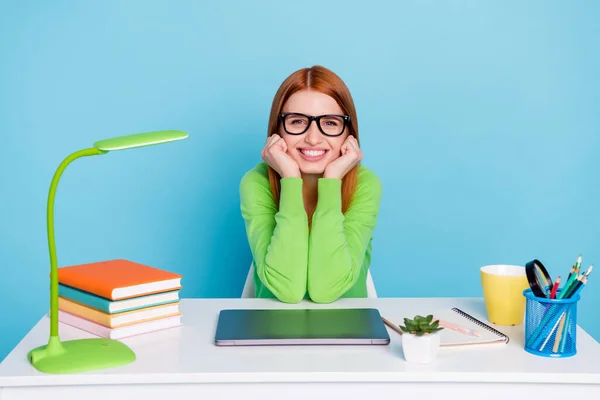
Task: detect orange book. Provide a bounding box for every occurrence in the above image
[57,259,182,300]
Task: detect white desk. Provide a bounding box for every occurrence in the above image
[1,298,599,399]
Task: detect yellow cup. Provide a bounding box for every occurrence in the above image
[480,264,530,326]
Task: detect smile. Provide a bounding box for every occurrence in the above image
[298,148,328,161]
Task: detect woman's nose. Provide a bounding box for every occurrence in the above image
[304,123,322,145]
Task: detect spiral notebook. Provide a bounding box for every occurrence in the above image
[434,308,510,347]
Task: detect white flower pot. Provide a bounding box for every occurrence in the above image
[401,331,441,364]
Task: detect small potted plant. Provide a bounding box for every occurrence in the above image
[399,315,444,364]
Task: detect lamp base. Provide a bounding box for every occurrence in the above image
[28,336,136,374]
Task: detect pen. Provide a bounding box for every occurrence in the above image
[435,319,480,337]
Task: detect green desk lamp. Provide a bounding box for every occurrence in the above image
[27,130,189,374]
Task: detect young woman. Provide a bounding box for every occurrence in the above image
[239,65,382,304]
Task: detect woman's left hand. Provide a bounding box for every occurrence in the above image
[323,136,363,180]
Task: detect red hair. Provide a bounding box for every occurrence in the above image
[266,65,359,223]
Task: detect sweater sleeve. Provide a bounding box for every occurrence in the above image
[307,168,382,303]
[239,168,309,303]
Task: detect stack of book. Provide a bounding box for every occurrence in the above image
[56,259,183,340]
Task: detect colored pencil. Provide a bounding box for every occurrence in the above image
[550,276,560,299]
[382,317,403,336]
[560,255,582,299]
[553,314,566,353]
[540,309,565,351]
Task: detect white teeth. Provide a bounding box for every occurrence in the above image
[301,149,326,157]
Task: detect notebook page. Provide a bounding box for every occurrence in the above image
[433,308,508,347]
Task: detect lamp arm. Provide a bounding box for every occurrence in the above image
[48,147,105,337]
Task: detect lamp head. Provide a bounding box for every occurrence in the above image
[93,130,188,152]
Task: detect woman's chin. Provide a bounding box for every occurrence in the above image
[298,163,326,176]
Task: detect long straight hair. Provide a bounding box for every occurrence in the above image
[266,66,359,223]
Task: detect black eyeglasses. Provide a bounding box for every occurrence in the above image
[279,112,350,137]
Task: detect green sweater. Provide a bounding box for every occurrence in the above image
[239,162,382,303]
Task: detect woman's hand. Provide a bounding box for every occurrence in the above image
[323,136,362,180]
[261,134,301,178]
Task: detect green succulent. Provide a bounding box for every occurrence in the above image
[399,315,444,336]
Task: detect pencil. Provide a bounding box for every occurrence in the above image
[559,274,582,299]
[550,276,560,299]
[561,255,582,298]
[382,317,403,336]
[553,314,566,353]
[570,276,588,298]
[563,275,584,299]
[540,309,565,351]
[559,309,572,353]
[566,264,576,281]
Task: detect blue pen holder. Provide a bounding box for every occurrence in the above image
[523,288,580,358]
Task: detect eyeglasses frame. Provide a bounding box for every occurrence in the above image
[278,112,351,137]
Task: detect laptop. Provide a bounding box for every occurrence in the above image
[214,308,391,346]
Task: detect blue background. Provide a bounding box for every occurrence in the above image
[1,1,598,361]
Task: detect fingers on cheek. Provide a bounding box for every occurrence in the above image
[355,148,362,161]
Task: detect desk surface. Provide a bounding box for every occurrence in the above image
[1,297,600,387]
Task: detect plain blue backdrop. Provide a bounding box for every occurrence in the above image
[1,1,598,361]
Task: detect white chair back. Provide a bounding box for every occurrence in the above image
[241,263,257,298]
[241,263,378,298]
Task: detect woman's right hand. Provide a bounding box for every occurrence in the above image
[261,134,301,178]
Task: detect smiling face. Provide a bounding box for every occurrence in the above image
[278,90,349,177]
